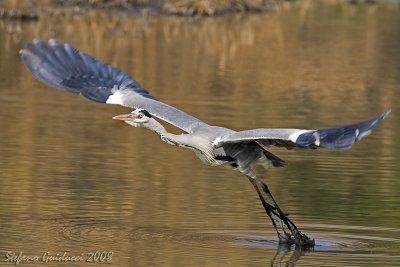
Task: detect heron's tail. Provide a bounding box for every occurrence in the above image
[256,150,287,168]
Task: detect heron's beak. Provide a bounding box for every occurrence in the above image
[112,114,132,121]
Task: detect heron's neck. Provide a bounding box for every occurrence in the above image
[144,119,182,146]
[145,119,168,136]
[144,119,171,136]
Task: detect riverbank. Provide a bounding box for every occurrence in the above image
[0,0,291,20]
[1,0,399,21]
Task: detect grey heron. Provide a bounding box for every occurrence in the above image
[20,39,390,247]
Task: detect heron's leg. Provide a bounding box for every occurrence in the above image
[254,177,315,246]
[255,178,287,215]
[242,168,314,246]
[247,177,290,240]
[254,177,300,235]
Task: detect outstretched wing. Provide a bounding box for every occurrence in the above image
[213,110,391,150]
[20,39,206,133]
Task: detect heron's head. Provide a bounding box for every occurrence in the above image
[112,109,153,127]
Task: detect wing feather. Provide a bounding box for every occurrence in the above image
[213,110,390,150]
[20,39,206,133]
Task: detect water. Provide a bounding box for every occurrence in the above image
[1,1,400,266]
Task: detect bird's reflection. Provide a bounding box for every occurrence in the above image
[270,243,312,267]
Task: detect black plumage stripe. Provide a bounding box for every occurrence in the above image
[139,109,152,118]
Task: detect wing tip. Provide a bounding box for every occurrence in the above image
[370,109,391,128]
[19,49,41,72]
[19,48,31,58]
[19,48,28,58]
[382,109,391,119]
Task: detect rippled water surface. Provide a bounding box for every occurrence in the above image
[1,2,400,266]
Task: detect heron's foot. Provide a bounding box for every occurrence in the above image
[272,210,314,247]
[278,230,315,247]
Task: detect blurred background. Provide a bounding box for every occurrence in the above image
[0,0,399,266]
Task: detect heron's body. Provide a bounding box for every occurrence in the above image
[148,122,283,169]
[20,39,391,247]
[162,131,228,166]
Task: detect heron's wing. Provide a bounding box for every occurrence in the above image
[213,110,390,150]
[19,39,206,133]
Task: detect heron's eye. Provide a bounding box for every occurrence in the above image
[137,114,144,119]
